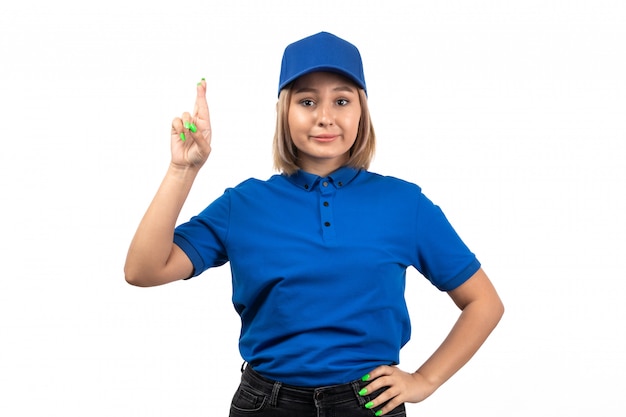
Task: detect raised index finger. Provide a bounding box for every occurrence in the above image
[193,79,210,122]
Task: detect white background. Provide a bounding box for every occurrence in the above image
[1,1,624,415]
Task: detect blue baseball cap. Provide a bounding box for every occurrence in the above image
[278,31,367,97]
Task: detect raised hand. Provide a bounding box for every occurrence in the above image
[170,79,212,169]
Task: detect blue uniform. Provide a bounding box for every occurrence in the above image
[174,167,480,386]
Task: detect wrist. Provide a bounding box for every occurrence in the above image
[168,161,201,174]
[411,371,439,400]
[167,162,202,183]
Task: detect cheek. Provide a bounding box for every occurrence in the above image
[287,109,306,134]
[346,114,361,138]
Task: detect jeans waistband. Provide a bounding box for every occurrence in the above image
[241,364,368,407]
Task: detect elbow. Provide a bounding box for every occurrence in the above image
[124,264,153,287]
[474,292,505,328]
[125,274,157,288]
[496,291,505,316]
[124,262,181,287]
[125,274,143,287]
[497,302,505,324]
[124,271,143,287]
[491,295,505,326]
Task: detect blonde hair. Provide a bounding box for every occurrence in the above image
[272,86,376,175]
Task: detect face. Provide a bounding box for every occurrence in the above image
[288,71,361,176]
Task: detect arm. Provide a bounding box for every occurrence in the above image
[124,80,212,287]
[362,268,504,415]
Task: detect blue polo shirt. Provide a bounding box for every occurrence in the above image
[173,167,480,387]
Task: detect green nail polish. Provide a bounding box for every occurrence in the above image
[375,411,383,416]
[358,388,367,396]
[179,132,186,142]
[361,374,370,382]
[189,123,197,133]
[365,401,374,409]
[184,121,191,129]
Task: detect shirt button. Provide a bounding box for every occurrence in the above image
[338,181,343,187]
[304,184,309,190]
[323,201,329,207]
[324,222,331,227]
[322,181,328,187]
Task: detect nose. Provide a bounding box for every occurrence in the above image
[317,102,334,126]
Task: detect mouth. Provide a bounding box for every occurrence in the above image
[311,134,339,142]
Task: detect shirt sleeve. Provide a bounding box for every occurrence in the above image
[173,190,231,278]
[413,192,481,291]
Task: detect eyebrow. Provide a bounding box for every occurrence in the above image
[293,85,356,94]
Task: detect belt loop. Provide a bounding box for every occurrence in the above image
[240,361,247,374]
[269,381,282,407]
[351,380,367,406]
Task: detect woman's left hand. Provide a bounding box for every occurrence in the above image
[362,269,504,415]
[361,365,434,415]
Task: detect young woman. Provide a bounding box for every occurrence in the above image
[125,31,504,417]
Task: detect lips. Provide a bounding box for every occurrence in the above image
[311,134,339,142]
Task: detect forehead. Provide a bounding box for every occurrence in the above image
[292,71,357,90]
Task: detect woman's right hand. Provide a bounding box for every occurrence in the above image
[170,79,212,169]
[124,79,212,287]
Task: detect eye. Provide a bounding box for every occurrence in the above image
[336,98,349,106]
[300,99,315,107]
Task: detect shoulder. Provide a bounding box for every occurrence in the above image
[227,174,282,189]
[357,170,424,194]
[224,174,289,197]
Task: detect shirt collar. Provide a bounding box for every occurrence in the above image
[284,166,361,191]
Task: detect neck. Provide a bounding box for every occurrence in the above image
[298,162,344,177]
[297,155,349,177]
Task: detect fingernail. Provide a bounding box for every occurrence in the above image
[184,121,191,129]
[179,132,186,142]
[189,123,197,133]
[375,411,383,416]
[361,374,370,382]
[365,401,374,409]
[358,388,367,396]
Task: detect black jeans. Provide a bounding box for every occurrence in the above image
[229,365,406,417]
